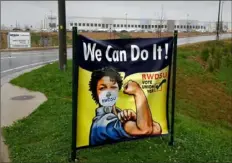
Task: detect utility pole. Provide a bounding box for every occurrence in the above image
[44,14,47,29]
[43,16,45,29]
[216,0,221,40]
[186,14,189,33]
[187,14,189,37]
[40,20,42,30]
[58,0,67,71]
[220,1,224,33]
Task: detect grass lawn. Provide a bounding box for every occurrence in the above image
[2,39,232,163]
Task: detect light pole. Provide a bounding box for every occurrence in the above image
[44,14,47,29]
[187,14,190,37]
[159,4,164,38]
[109,24,112,39]
[125,13,128,29]
[50,10,53,30]
[154,12,159,37]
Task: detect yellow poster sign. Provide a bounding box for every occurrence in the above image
[76,66,169,147]
[73,35,174,148]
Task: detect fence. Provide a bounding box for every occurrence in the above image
[0,31,8,49]
[0,31,73,50]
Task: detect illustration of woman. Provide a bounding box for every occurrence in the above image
[89,67,162,146]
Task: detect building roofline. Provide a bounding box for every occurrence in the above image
[67,16,158,21]
[66,16,224,23]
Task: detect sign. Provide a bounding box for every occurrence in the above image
[8,32,31,48]
[72,34,177,148]
[71,28,178,162]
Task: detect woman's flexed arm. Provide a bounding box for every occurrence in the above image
[122,80,158,136]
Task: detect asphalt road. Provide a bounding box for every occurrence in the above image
[1,33,231,78]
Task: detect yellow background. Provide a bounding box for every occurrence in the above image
[76,66,169,148]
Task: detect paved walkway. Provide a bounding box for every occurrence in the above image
[0,82,47,162]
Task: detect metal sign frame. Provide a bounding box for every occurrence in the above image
[70,27,178,162]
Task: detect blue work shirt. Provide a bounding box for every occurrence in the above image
[89,106,132,146]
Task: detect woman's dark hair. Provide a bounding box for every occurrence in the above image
[89,67,123,104]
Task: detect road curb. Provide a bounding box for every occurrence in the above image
[0,135,10,163]
[1,65,50,163]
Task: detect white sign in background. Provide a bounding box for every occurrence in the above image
[8,32,31,48]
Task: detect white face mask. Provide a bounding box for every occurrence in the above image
[98,89,118,107]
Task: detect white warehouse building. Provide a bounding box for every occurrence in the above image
[45,16,231,33]
[65,16,231,33]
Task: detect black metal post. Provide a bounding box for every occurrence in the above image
[58,0,67,71]
[71,27,78,162]
[169,30,178,146]
[216,0,221,40]
[166,45,172,132]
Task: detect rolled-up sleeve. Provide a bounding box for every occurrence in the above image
[90,113,131,146]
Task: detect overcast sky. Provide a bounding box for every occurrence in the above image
[1,1,231,28]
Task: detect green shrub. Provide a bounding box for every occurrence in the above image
[211,46,216,56]
[207,55,214,72]
[229,46,232,55]
[200,48,210,61]
[224,54,232,67]
[31,33,41,47]
[222,47,229,56]
[205,46,223,71]
[204,40,232,72]
[117,32,131,39]
[50,36,59,46]
[213,48,222,69]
